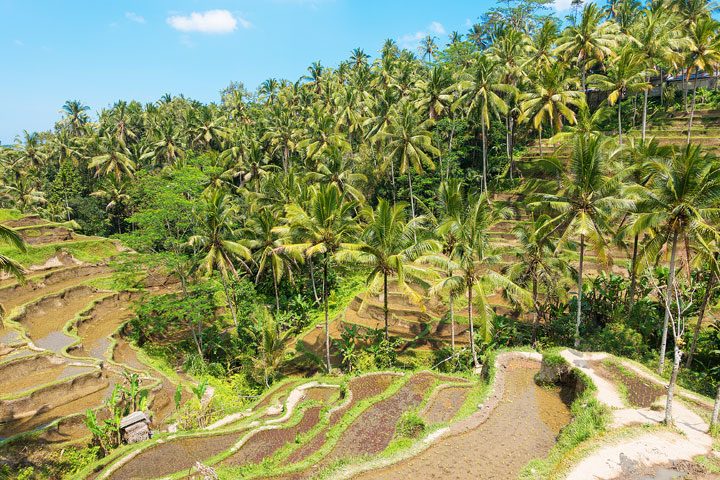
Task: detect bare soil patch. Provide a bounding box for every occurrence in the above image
[421,385,471,424]
[354,361,572,480]
[108,430,248,480]
[326,372,436,462]
[221,406,323,467]
[280,374,398,469]
[590,360,665,408]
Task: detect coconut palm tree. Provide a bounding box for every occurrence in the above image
[457,55,514,193]
[381,102,440,219]
[506,214,571,345]
[414,65,455,122]
[588,47,652,145]
[245,207,301,312]
[284,184,359,372]
[61,100,90,136]
[354,199,438,341]
[520,63,584,155]
[532,135,626,348]
[15,131,47,172]
[0,225,25,282]
[632,144,720,372]
[556,3,620,92]
[89,135,136,181]
[189,189,251,328]
[438,194,530,367]
[685,17,720,144]
[631,9,685,141]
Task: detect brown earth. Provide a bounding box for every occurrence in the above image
[353,360,571,480]
[420,385,472,425]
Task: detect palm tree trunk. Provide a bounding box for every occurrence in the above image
[383,270,389,341]
[468,284,480,368]
[711,384,720,431]
[687,71,699,145]
[408,171,416,220]
[617,101,623,146]
[664,341,682,425]
[686,269,716,368]
[659,230,679,373]
[390,158,397,205]
[481,115,488,194]
[308,257,320,304]
[220,274,238,327]
[323,252,331,373]
[628,234,640,309]
[272,267,280,313]
[531,276,539,346]
[575,234,585,349]
[449,291,455,351]
[660,67,665,106]
[538,128,543,157]
[447,121,456,180]
[642,83,649,142]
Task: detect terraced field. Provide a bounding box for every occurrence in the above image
[77,352,576,480]
[0,214,190,467]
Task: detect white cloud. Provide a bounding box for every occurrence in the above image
[125,12,146,24]
[399,21,446,50]
[13,39,24,46]
[552,0,575,10]
[429,21,446,35]
[167,9,250,34]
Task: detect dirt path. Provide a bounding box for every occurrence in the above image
[351,359,571,480]
[561,350,714,480]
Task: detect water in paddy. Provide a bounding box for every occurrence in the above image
[354,360,572,480]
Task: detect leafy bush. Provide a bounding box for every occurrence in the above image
[395,411,426,439]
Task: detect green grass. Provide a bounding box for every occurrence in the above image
[0,238,119,266]
[0,209,24,222]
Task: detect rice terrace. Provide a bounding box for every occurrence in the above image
[3,0,720,478]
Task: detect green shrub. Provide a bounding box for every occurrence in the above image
[395,411,426,439]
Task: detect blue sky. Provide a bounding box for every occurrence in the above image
[0,0,563,142]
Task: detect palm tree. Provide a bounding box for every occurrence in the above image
[458,55,514,193]
[189,189,251,328]
[0,225,25,282]
[245,207,301,312]
[284,184,358,372]
[16,131,47,171]
[507,214,571,345]
[414,65,455,122]
[520,63,584,155]
[439,194,530,367]
[89,135,136,181]
[381,102,440,218]
[306,148,367,202]
[61,100,90,136]
[420,35,438,62]
[556,3,619,92]
[632,9,685,141]
[633,144,720,372]
[91,177,131,233]
[533,135,625,348]
[421,180,466,350]
[685,17,720,144]
[245,307,292,388]
[588,47,651,145]
[354,199,438,341]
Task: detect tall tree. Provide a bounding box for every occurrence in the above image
[533,135,625,348]
[633,144,720,372]
[284,184,358,372]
